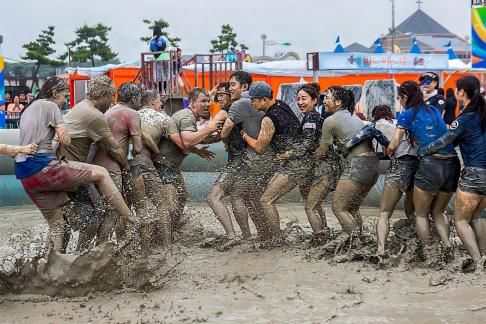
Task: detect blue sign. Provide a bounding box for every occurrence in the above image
[317,52,449,70]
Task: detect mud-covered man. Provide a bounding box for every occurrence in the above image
[130,90,185,250]
[153,87,221,234]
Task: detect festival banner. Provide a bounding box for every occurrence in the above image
[317,52,449,71]
[472,1,486,68]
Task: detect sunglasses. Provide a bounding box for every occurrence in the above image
[420,79,433,85]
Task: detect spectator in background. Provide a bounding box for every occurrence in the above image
[176,48,182,74]
[443,88,457,127]
[4,92,11,106]
[26,93,34,104]
[150,26,169,93]
[438,88,445,97]
[7,96,25,115]
[18,93,27,106]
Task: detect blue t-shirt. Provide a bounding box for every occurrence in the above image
[397,105,455,155]
[418,111,486,168]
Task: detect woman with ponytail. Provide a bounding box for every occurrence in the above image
[418,76,486,270]
[389,81,460,265]
[315,86,380,238]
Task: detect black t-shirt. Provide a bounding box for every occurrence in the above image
[265,100,302,154]
[443,98,457,125]
[425,94,446,113]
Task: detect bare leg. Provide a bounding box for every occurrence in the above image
[303,180,332,233]
[260,173,299,239]
[413,186,435,242]
[161,184,179,238]
[472,198,486,256]
[332,179,368,234]
[404,189,415,221]
[229,190,251,239]
[207,184,236,239]
[376,186,403,256]
[454,190,483,262]
[174,173,189,231]
[47,209,69,253]
[430,192,453,246]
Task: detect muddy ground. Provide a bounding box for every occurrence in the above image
[1,204,486,323]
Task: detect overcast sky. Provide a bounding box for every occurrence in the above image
[0,0,471,63]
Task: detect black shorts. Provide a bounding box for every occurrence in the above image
[232,162,273,198]
[341,156,380,187]
[384,156,419,192]
[280,155,315,183]
[415,155,460,195]
[458,166,486,196]
[153,161,181,185]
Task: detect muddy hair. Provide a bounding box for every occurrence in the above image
[371,105,394,122]
[457,75,486,132]
[87,75,115,101]
[215,82,231,102]
[141,90,160,107]
[229,71,252,89]
[117,82,141,104]
[188,87,208,104]
[21,76,68,115]
[328,86,355,114]
[297,83,320,100]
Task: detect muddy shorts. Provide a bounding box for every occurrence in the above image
[130,164,165,201]
[232,161,274,198]
[311,154,343,188]
[153,161,182,186]
[340,155,380,187]
[215,159,245,193]
[384,156,419,193]
[64,184,105,231]
[458,166,486,196]
[279,155,315,183]
[20,160,92,220]
[415,155,460,195]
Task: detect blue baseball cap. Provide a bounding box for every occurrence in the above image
[249,81,273,99]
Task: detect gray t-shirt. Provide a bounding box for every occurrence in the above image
[228,96,273,170]
[15,99,63,162]
[374,118,417,157]
[321,109,372,158]
[131,108,179,168]
[153,108,196,168]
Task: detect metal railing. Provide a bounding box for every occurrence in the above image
[140,50,180,96]
[1,112,21,129]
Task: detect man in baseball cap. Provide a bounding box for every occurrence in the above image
[419,72,446,113]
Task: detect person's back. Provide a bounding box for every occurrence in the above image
[132,108,177,168]
[265,100,302,154]
[59,99,112,162]
[323,109,370,156]
[16,99,62,165]
[154,108,194,168]
[451,111,486,167]
[443,97,457,126]
[93,104,141,171]
[398,104,455,154]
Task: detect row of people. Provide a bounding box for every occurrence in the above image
[7,71,486,270]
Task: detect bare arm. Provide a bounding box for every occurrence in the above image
[220,118,235,144]
[169,133,186,151]
[0,143,38,157]
[131,134,143,156]
[142,131,159,154]
[242,117,275,154]
[314,119,333,157]
[200,133,221,144]
[101,136,129,170]
[387,127,406,157]
[181,120,219,149]
[55,124,71,146]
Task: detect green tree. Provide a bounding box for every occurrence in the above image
[140,19,181,47]
[21,26,63,90]
[210,24,248,54]
[60,23,118,67]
